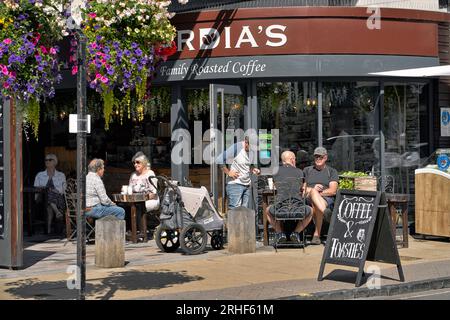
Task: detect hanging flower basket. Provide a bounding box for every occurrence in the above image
[0,0,67,138]
[77,0,178,129]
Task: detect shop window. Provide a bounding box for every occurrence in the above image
[257,81,318,170]
[383,83,428,197]
[322,81,379,175]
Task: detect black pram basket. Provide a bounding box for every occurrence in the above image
[159,187,194,230]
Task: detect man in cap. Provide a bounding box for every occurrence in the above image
[304,147,339,245]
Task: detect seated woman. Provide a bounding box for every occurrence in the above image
[128,151,160,212]
[34,153,66,234]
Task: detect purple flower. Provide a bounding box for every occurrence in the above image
[107,67,115,75]
[131,43,138,49]
[135,48,142,56]
[124,71,131,79]
[27,83,35,94]
[96,35,102,42]
[130,57,137,65]
[123,49,131,57]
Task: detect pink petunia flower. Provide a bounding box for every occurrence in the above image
[40,46,48,54]
[100,76,109,84]
[95,73,102,79]
[71,65,78,75]
[0,65,9,75]
[3,82,10,89]
[88,12,97,19]
[49,47,57,55]
[3,39,12,45]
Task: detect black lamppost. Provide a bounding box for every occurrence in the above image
[68,0,88,300]
[75,30,87,301]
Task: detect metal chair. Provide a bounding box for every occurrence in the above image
[64,178,95,243]
[271,177,310,252]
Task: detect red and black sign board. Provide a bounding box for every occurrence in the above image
[318,190,404,287]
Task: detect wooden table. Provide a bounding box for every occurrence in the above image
[112,193,157,243]
[261,189,276,246]
[386,193,409,248]
[23,187,47,236]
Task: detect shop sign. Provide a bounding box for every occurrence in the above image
[318,190,404,287]
[441,107,450,137]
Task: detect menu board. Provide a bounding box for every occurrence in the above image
[318,190,404,286]
[0,102,3,239]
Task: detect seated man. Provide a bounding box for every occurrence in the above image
[304,147,339,245]
[86,159,125,220]
[265,151,313,243]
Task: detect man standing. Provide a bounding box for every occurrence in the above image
[219,136,260,210]
[304,147,339,245]
[265,151,313,243]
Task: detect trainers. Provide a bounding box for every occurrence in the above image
[290,232,301,243]
[324,208,332,223]
[275,232,287,243]
[311,235,321,245]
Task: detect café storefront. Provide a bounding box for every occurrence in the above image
[153,6,448,214]
[2,3,450,268]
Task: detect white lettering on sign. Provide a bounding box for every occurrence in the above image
[330,238,365,259]
[178,30,195,51]
[236,26,258,48]
[266,25,287,47]
[159,59,267,78]
[199,28,221,50]
[338,196,373,238]
[177,25,288,52]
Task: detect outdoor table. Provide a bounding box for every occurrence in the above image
[112,192,157,243]
[262,188,276,246]
[386,193,409,248]
[23,186,47,236]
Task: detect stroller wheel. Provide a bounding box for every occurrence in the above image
[180,223,207,255]
[211,231,224,250]
[155,226,180,253]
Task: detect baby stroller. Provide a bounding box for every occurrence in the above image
[150,176,225,255]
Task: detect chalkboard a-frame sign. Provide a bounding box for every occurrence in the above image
[318,190,405,287]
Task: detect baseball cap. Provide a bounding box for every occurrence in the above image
[314,147,328,156]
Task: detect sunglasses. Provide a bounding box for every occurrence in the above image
[45,159,54,162]
[314,155,325,159]
[133,160,141,164]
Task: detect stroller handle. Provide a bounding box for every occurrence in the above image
[148,175,183,201]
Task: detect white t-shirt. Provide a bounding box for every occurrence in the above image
[228,148,251,186]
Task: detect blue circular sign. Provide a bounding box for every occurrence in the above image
[437,154,450,171]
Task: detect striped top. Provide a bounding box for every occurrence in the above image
[86,172,114,207]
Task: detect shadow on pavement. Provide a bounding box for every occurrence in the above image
[4,270,204,300]
[323,269,400,285]
[22,249,57,269]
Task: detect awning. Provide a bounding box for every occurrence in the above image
[369,65,450,77]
